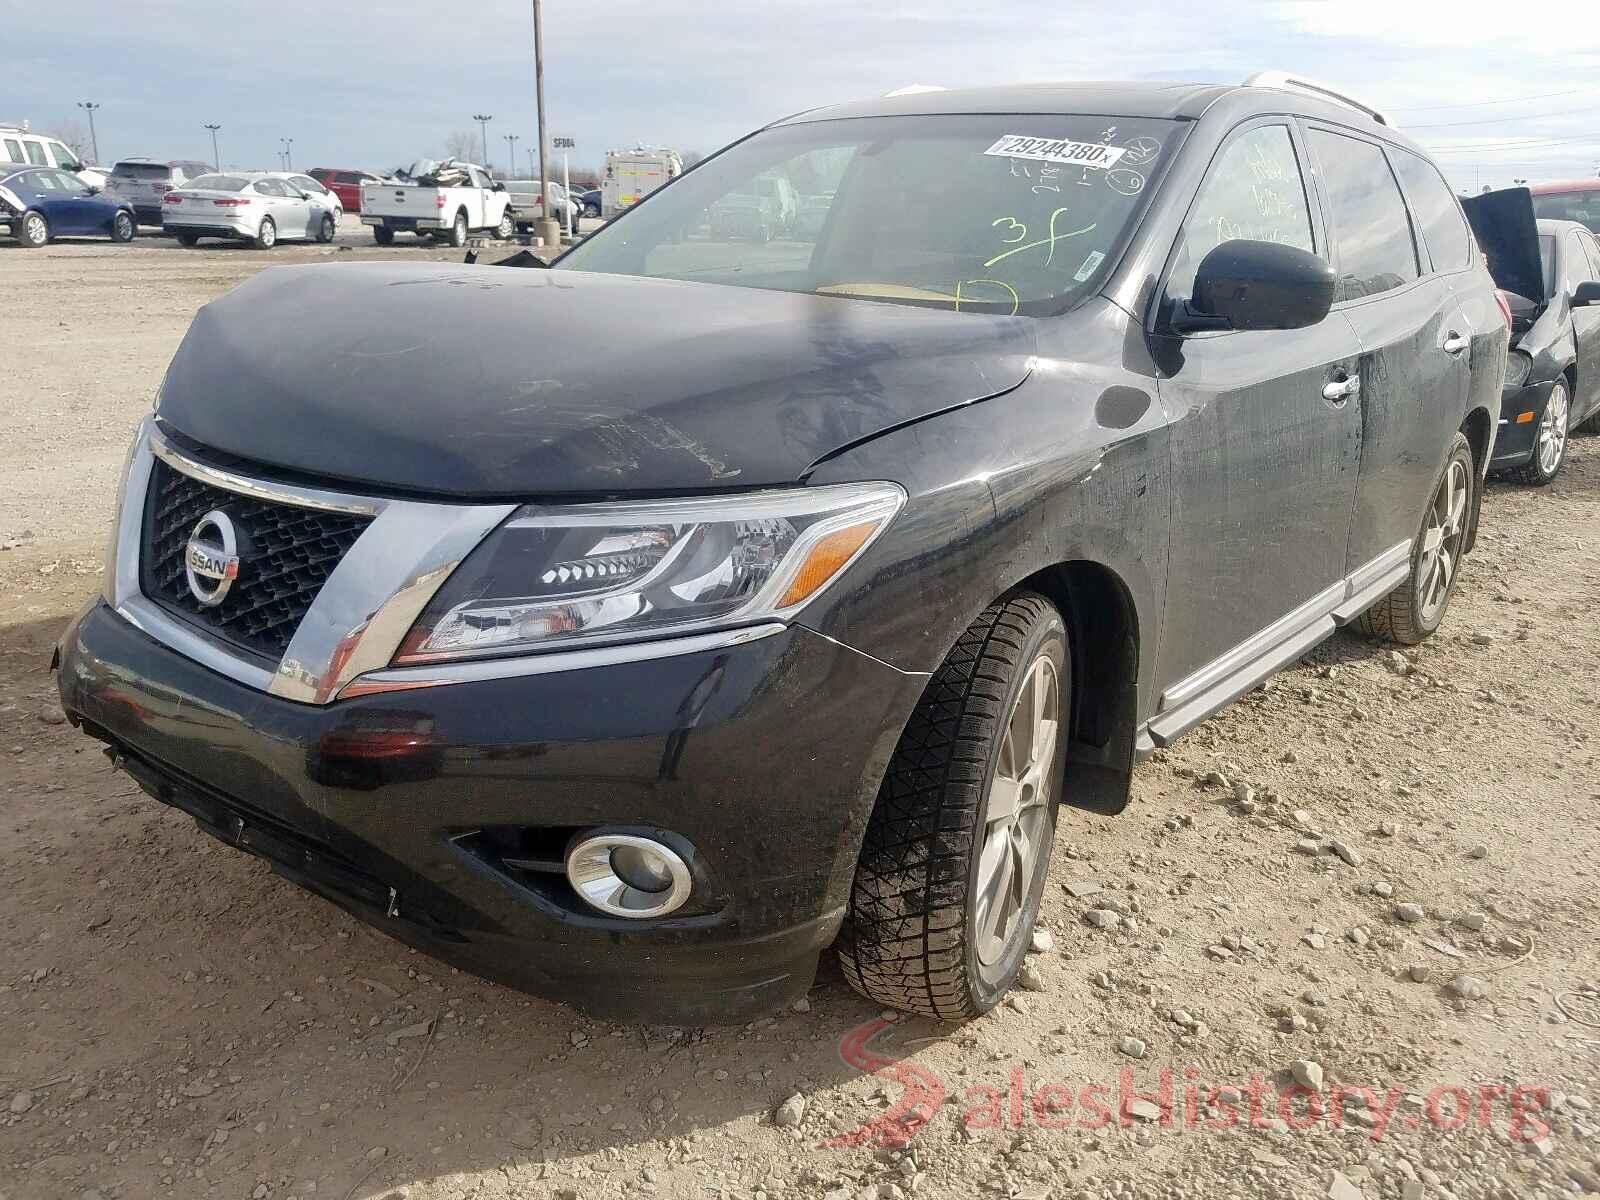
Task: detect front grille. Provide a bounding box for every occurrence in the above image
[140,458,373,661]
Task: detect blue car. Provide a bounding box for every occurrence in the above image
[0,166,136,247]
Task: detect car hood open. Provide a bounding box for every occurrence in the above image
[1462,187,1545,304]
[155,262,1036,498]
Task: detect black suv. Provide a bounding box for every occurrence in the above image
[57,75,1507,1024]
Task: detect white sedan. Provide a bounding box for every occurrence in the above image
[162,171,340,248]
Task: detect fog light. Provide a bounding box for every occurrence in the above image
[566,834,691,918]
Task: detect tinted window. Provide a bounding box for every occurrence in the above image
[1,138,21,163]
[32,171,65,191]
[253,179,283,197]
[46,141,80,169]
[189,174,248,191]
[1531,190,1600,234]
[335,171,363,184]
[112,162,171,180]
[1166,123,1315,302]
[1306,129,1419,300]
[24,141,48,166]
[290,175,323,193]
[1391,151,1470,271]
[7,171,42,191]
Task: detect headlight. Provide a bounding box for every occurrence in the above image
[1503,350,1532,389]
[394,482,905,663]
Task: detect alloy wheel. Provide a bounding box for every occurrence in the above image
[1537,383,1569,477]
[23,214,46,245]
[973,653,1059,970]
[1417,458,1468,626]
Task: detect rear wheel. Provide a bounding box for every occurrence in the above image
[17,210,48,248]
[253,217,277,250]
[1514,379,1570,485]
[837,593,1067,1019]
[447,210,468,248]
[110,211,135,243]
[1358,432,1474,645]
[176,232,199,247]
[372,226,395,246]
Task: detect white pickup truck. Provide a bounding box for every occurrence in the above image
[359,159,514,246]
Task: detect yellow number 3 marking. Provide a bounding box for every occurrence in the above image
[992,217,1027,244]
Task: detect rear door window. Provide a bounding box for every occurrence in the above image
[1165,123,1316,303]
[1306,128,1420,300]
[1,138,21,163]
[24,140,48,166]
[1390,150,1470,272]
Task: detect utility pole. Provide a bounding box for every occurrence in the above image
[76,101,101,164]
[203,124,221,171]
[505,133,520,177]
[473,114,494,170]
[280,138,293,170]
[532,0,559,248]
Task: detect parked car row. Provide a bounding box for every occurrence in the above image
[60,74,1550,1026]
[161,172,342,248]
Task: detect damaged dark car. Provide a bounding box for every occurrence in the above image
[57,77,1506,1024]
[1464,187,1600,484]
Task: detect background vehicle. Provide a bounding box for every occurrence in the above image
[503,178,579,232]
[106,158,213,225]
[162,171,338,248]
[1530,180,1600,234]
[308,167,385,213]
[601,146,682,217]
[577,187,601,218]
[60,78,1506,1027]
[0,125,90,175]
[1465,189,1600,483]
[0,165,135,246]
[275,171,343,219]
[708,172,799,241]
[359,158,512,246]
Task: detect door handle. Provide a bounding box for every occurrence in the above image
[1323,375,1361,403]
[1443,332,1469,355]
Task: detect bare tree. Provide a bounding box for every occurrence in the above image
[48,119,92,160]
[442,130,478,162]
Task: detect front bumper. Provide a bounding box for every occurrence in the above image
[1491,379,1556,468]
[57,601,922,1023]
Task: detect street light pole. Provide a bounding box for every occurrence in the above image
[472,114,494,171]
[77,101,101,164]
[505,133,520,177]
[280,138,293,171]
[203,124,221,171]
[532,0,559,248]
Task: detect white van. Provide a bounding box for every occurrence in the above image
[0,126,90,176]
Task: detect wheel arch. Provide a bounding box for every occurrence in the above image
[1007,559,1141,817]
[1458,404,1493,554]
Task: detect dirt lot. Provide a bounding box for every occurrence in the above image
[3,234,1599,1200]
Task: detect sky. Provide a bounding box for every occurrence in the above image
[7,0,1600,192]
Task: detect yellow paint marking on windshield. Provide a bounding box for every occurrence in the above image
[955,279,1020,316]
[815,283,957,301]
[992,217,1028,244]
[983,207,1097,269]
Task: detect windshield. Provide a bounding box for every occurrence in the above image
[1532,190,1600,235]
[188,174,248,192]
[558,113,1180,316]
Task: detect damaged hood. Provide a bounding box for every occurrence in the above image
[1462,187,1545,303]
[156,262,1036,497]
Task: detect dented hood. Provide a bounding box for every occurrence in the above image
[156,262,1036,497]
[1462,187,1545,303]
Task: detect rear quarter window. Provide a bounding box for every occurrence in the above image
[2,138,21,163]
[1391,150,1471,272]
[1306,128,1420,300]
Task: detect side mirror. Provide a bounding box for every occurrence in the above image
[1179,239,1337,333]
[298,190,312,200]
[1573,280,1600,308]
[85,184,101,195]
[492,181,506,192]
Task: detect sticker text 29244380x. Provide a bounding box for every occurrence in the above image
[983,135,1128,170]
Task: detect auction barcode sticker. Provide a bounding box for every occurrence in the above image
[984,135,1127,169]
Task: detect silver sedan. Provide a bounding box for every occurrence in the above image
[162,172,340,248]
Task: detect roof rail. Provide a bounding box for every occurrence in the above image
[1242,71,1392,126]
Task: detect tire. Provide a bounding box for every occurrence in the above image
[1513,378,1570,485]
[373,226,395,246]
[837,593,1068,1019]
[110,211,135,243]
[176,232,199,247]
[17,210,48,248]
[316,213,336,243]
[584,202,600,218]
[1357,431,1475,645]
[447,210,468,248]
[253,217,277,250]
[495,210,514,240]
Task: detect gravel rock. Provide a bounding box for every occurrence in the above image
[1447,974,1488,1001]
[8,1090,33,1114]
[1289,1059,1324,1090]
[1018,964,1047,992]
[1084,908,1121,929]
[1118,1036,1148,1059]
[1327,838,1363,866]
[1407,964,1432,983]
[1394,903,1426,923]
[772,1093,806,1128]
[1029,927,1055,953]
[1466,843,1489,859]
[1456,911,1487,931]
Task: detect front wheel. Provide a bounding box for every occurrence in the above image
[495,210,514,239]
[1358,431,1475,645]
[110,211,135,243]
[253,216,277,250]
[837,593,1067,1019]
[1515,379,1570,485]
[17,210,48,248]
[316,213,336,243]
[176,232,199,247]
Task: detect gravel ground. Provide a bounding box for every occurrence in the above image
[2,235,1599,1200]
